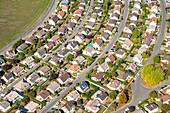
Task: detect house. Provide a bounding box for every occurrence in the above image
[123,26,133,34]
[119,38,133,50]
[35,28,46,38]
[161,56,170,64]
[49,55,63,65]
[66,41,79,50]
[2,72,14,83]
[110,12,119,21]
[59,0,69,6]
[138,45,148,54]
[107,80,121,90]
[0,101,11,112]
[144,102,159,113]
[57,11,66,19]
[21,56,34,68]
[46,81,60,94]
[0,58,5,71]
[34,47,46,58]
[132,108,145,113]
[125,63,137,72]
[72,56,85,65]
[67,64,80,74]
[92,9,103,16]
[4,49,16,59]
[57,71,71,85]
[37,66,50,75]
[97,62,109,72]
[86,22,95,29]
[24,101,39,112]
[94,4,103,9]
[4,91,24,103]
[105,54,116,63]
[83,46,96,56]
[93,39,104,50]
[98,0,104,3]
[11,66,25,76]
[91,72,105,81]
[89,14,98,22]
[101,32,110,41]
[49,15,58,26]
[116,71,129,81]
[120,33,131,40]
[62,5,69,12]
[130,12,138,21]
[43,24,54,31]
[67,22,76,31]
[44,42,55,49]
[36,90,50,102]
[165,46,170,53]
[104,25,114,34]
[74,34,85,43]
[74,9,83,17]
[61,101,75,113]
[48,35,60,43]
[78,4,85,10]
[76,81,89,93]
[66,90,80,101]
[113,6,121,14]
[156,94,170,104]
[58,49,70,57]
[108,19,117,27]
[81,28,90,35]
[17,43,28,52]
[80,0,86,5]
[58,26,67,35]
[115,49,126,58]
[85,99,100,113]
[96,91,108,103]
[26,72,40,85]
[13,80,30,92]
[25,35,37,44]
[132,54,143,65]
[71,16,80,23]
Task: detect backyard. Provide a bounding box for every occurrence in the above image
[0,0,51,48]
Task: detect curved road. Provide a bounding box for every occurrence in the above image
[38,0,130,112]
[0,0,58,54]
[114,0,167,112]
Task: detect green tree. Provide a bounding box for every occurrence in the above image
[118,93,127,104]
[105,72,112,78]
[12,39,24,49]
[45,31,52,38]
[132,29,141,38]
[149,90,158,98]
[112,102,118,110]
[107,62,114,68]
[98,58,105,65]
[153,55,160,63]
[109,90,118,99]
[142,64,165,86]
[66,54,74,62]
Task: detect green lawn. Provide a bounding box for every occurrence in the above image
[0,0,51,48]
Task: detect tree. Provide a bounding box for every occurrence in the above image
[112,102,118,110]
[45,31,52,38]
[98,58,105,65]
[153,55,160,63]
[132,29,141,39]
[118,93,127,104]
[34,57,40,63]
[66,54,74,62]
[49,72,58,80]
[2,64,12,72]
[107,62,114,68]
[12,39,24,49]
[105,72,112,78]
[109,90,118,99]
[149,90,158,98]
[142,64,165,86]
[77,99,83,105]
[0,71,5,77]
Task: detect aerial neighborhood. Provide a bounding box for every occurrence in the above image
[0,0,169,113]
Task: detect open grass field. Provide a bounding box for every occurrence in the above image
[0,0,51,48]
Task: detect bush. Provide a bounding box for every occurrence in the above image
[153,55,160,63]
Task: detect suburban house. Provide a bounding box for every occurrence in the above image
[4,91,24,103]
[59,0,69,6]
[67,22,76,31]
[116,71,129,81]
[25,35,37,44]
[67,64,80,74]
[132,54,143,65]
[72,56,85,65]
[144,102,159,113]
[34,47,46,59]
[46,81,60,94]
[107,80,121,90]
[101,32,110,41]
[58,49,70,58]
[35,28,46,39]
[26,72,40,85]
[4,49,16,59]
[96,91,108,103]
[94,4,103,9]
[43,24,54,31]
[36,90,50,102]
[58,26,67,35]
[0,58,5,71]
[86,22,95,29]
[49,15,58,26]
[57,11,66,19]
[85,99,101,113]
[156,94,170,104]
[44,42,55,50]
[13,80,30,92]
[74,34,85,43]
[57,71,71,85]
[49,55,63,66]
[78,4,85,10]
[0,101,11,112]
[37,66,51,75]
[16,43,28,53]
[119,38,134,50]
[89,14,97,22]
[21,56,34,68]
[115,49,126,58]
[81,28,90,35]
[66,90,80,101]
[66,41,79,50]
[97,62,109,72]
[71,16,80,23]
[104,25,114,34]
[2,72,14,83]
[76,81,89,93]
[161,55,170,64]
[83,46,96,56]
[61,101,75,113]
[92,9,103,16]
[93,39,104,50]
[11,66,25,76]
[24,101,39,112]
[74,9,83,17]
[105,54,116,63]
[108,19,117,27]
[80,0,86,5]
[48,35,60,43]
[91,72,105,81]
[125,63,137,72]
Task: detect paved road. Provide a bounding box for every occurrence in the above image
[114,0,167,112]
[0,0,93,97]
[38,0,130,112]
[0,0,58,54]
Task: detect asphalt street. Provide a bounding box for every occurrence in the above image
[114,0,167,112]
[38,0,130,112]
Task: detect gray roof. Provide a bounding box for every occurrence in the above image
[4,72,14,80]
[68,41,79,48]
[37,48,46,57]
[98,92,108,101]
[0,101,10,109]
[101,32,110,40]
[58,49,69,57]
[47,81,60,92]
